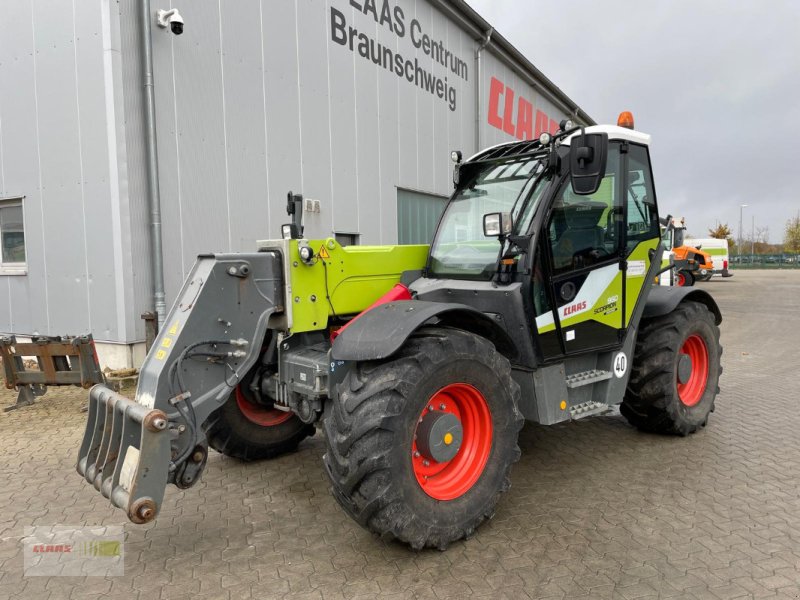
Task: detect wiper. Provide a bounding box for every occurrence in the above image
[629,188,648,223]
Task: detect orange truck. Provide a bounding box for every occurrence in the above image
[669,218,714,286]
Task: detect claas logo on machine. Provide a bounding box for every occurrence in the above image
[563,301,587,316]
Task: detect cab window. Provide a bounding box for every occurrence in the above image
[625,144,659,253]
[547,143,622,277]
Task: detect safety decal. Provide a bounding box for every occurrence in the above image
[318,245,330,259]
[613,352,628,378]
[627,260,646,277]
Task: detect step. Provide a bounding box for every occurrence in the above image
[569,400,613,420]
[565,369,612,389]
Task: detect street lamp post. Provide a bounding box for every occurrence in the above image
[739,204,748,257]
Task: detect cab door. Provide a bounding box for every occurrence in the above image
[533,142,626,360]
[621,143,661,324]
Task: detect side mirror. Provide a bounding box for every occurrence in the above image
[483,212,512,237]
[283,191,304,239]
[570,132,608,195]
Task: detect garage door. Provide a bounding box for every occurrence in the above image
[397,188,447,245]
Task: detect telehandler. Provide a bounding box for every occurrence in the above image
[77,114,722,549]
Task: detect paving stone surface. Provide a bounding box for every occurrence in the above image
[1,270,799,599]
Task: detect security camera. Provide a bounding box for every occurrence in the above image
[157,8,184,35]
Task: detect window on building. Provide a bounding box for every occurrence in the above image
[0,199,26,272]
[334,232,360,247]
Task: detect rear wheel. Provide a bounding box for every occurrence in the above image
[323,327,523,550]
[205,381,314,461]
[676,270,695,287]
[621,300,722,435]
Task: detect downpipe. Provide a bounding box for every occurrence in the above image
[141,0,167,329]
[474,28,493,151]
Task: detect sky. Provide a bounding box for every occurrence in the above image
[466,0,800,244]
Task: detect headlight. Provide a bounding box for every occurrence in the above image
[299,245,314,263]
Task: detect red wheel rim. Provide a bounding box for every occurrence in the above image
[676,272,686,286]
[677,334,709,407]
[411,383,493,501]
[235,386,293,426]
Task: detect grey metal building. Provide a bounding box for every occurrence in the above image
[0,0,591,367]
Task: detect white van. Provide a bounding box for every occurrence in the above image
[685,238,733,279]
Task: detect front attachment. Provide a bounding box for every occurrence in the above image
[77,385,171,523]
[76,251,284,523]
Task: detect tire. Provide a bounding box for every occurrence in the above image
[621,300,722,435]
[205,383,314,461]
[676,270,695,287]
[323,327,523,550]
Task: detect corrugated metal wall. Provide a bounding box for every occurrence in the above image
[125,0,572,306]
[0,0,136,343]
[126,0,484,306]
[1,0,578,345]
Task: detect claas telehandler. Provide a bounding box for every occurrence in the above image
[77,115,722,549]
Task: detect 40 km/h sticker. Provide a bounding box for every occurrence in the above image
[613,352,628,378]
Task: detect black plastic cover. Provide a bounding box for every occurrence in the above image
[330,301,518,362]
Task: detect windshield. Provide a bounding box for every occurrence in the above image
[661,226,673,251]
[429,158,547,279]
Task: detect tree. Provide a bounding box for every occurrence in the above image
[745,226,773,255]
[708,223,734,249]
[785,216,800,254]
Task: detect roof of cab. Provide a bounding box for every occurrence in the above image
[466,125,651,163]
[563,125,651,146]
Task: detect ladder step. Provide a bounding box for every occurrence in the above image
[569,400,612,420]
[565,369,612,389]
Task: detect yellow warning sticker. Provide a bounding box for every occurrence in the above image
[318,245,330,259]
[155,349,167,361]
[168,321,180,335]
[161,337,172,348]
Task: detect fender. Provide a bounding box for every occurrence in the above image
[330,300,518,362]
[643,286,722,324]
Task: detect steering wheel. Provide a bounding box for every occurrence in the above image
[572,246,609,268]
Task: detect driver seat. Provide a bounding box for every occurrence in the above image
[551,201,607,267]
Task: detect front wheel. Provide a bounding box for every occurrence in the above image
[621,300,722,435]
[205,383,314,461]
[323,327,523,550]
[676,270,695,287]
